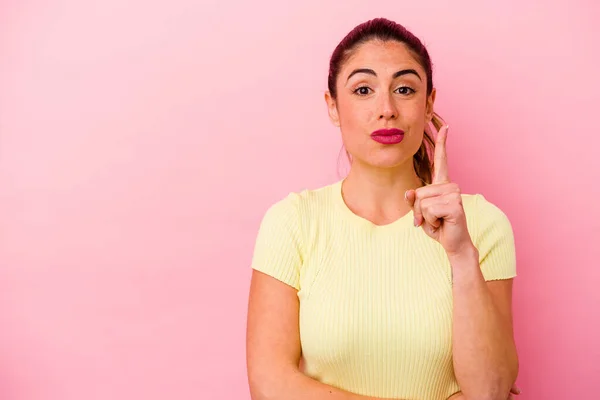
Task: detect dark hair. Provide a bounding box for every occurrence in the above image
[328,17,445,185]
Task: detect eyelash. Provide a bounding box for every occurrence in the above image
[353,85,416,96]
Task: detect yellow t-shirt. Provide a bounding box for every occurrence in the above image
[250,179,517,400]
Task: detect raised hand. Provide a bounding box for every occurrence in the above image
[404,119,473,256]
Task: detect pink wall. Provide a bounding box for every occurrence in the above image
[1,1,599,399]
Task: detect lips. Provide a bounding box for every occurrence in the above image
[371,128,405,144]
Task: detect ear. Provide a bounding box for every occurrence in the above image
[425,87,436,122]
[324,91,340,127]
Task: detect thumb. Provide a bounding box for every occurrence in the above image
[404,189,416,208]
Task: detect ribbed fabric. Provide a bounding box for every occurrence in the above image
[250,180,517,400]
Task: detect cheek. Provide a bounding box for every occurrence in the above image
[409,130,424,147]
[338,105,372,141]
[405,103,427,121]
[406,103,428,130]
[408,125,425,150]
[364,108,376,121]
[340,101,373,124]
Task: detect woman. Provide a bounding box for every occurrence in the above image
[246,18,521,400]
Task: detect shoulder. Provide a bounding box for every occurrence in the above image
[462,193,516,277]
[261,181,339,221]
[461,193,513,235]
[252,182,338,273]
[256,180,339,235]
[252,185,340,291]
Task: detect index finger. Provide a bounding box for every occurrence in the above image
[431,114,450,184]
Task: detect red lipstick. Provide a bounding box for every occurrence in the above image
[370,128,405,144]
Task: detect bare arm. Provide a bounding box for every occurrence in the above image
[449,247,519,400]
[246,270,398,400]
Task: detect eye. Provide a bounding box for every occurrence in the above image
[353,86,372,96]
[353,85,416,96]
[395,86,416,95]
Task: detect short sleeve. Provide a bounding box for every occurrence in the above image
[473,194,517,281]
[250,194,304,290]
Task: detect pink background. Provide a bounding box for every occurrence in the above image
[1,1,599,399]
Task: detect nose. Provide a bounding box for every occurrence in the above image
[379,92,398,120]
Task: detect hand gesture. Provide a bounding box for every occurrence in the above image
[405,120,473,256]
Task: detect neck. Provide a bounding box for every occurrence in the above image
[341,159,423,225]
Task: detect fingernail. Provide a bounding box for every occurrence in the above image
[404,190,408,202]
[414,217,419,227]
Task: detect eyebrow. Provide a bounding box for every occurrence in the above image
[346,68,422,83]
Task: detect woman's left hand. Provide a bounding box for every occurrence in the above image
[446,383,522,399]
[405,124,474,257]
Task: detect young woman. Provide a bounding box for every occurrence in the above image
[246,17,521,400]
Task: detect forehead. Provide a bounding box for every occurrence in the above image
[343,40,423,74]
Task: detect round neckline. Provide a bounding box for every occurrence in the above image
[331,179,415,232]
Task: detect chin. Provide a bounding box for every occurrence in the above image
[347,140,420,170]
[361,152,414,169]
